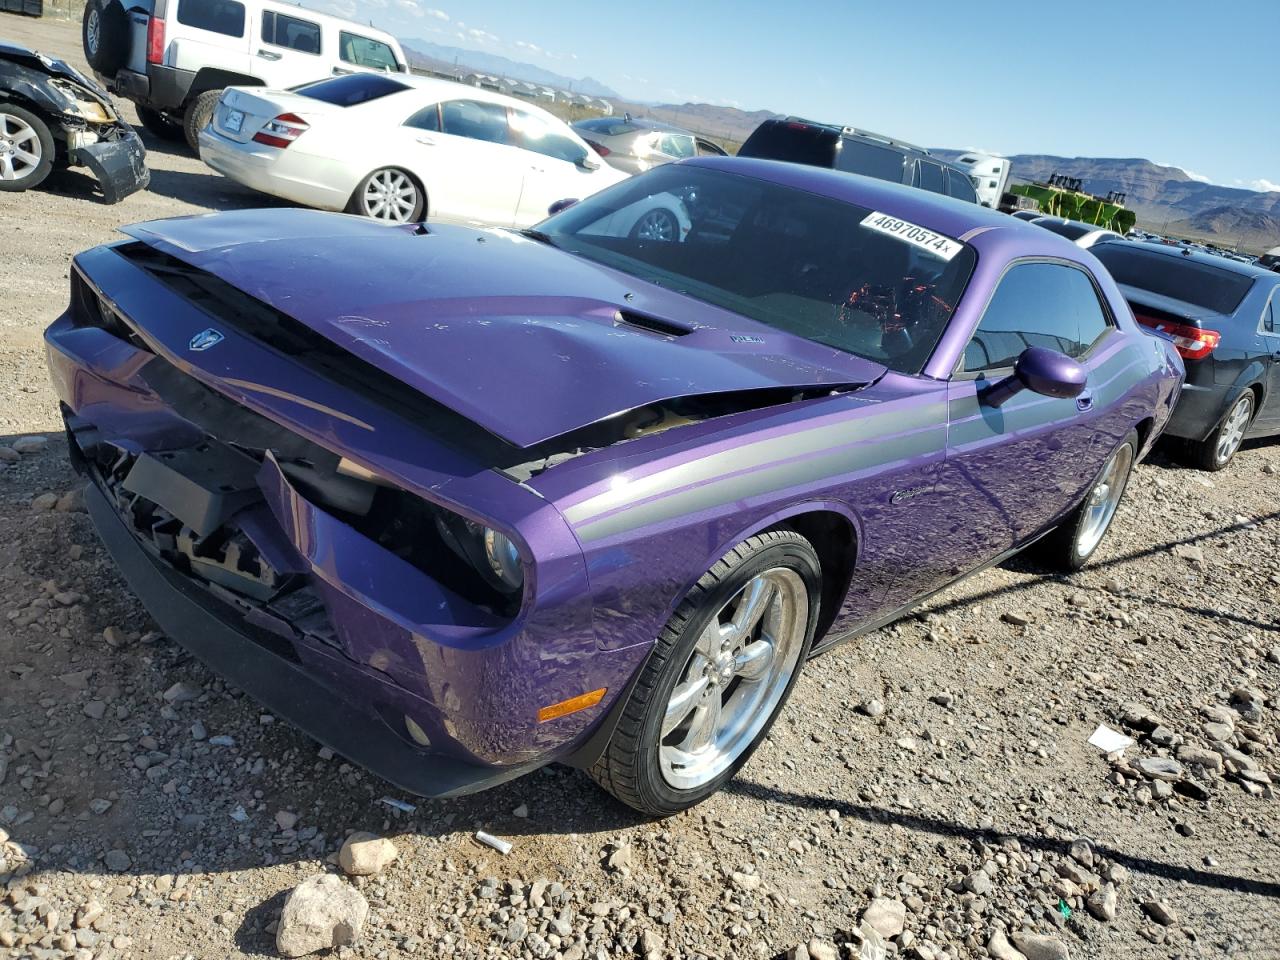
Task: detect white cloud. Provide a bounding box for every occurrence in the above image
[425,6,448,20]
[467,26,500,43]
[1249,178,1280,193]
[1182,168,1212,184]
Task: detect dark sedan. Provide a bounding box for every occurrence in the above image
[1093,242,1280,469]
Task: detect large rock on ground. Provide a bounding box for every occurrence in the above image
[861,897,906,938]
[276,874,369,957]
[338,832,398,876]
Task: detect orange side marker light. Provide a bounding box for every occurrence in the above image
[537,688,607,723]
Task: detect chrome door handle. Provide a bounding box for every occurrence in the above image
[1076,393,1094,411]
[416,136,436,146]
[256,49,282,60]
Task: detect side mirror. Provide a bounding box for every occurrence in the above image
[547,198,579,216]
[984,346,1086,407]
[576,154,601,172]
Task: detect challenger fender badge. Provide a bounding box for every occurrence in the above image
[189,328,225,351]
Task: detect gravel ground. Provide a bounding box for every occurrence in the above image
[2,13,1280,960]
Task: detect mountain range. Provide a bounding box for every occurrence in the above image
[936,153,1279,251]
[400,40,617,98]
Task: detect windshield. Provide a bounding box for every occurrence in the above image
[536,165,977,374]
[295,73,409,106]
[1036,219,1093,240]
[1093,244,1254,314]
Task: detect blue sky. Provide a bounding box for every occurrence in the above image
[308,0,1279,192]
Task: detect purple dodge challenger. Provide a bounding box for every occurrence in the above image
[45,158,1182,815]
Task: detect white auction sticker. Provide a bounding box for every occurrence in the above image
[860,212,963,261]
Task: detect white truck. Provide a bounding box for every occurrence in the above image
[954,152,1011,209]
[81,0,408,152]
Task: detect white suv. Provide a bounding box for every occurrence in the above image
[82,0,407,152]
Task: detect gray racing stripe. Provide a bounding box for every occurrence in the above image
[575,425,945,543]
[563,399,948,525]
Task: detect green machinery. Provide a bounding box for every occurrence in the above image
[1010,174,1137,233]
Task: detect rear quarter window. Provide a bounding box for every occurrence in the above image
[295,73,409,106]
[175,0,245,37]
[262,11,320,54]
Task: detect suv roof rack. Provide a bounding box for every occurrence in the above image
[777,117,931,156]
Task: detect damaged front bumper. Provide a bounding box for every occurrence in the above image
[69,125,149,204]
[43,242,648,797]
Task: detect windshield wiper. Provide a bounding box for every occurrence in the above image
[520,228,558,247]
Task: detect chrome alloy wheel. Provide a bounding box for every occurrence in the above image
[362,169,418,222]
[1076,441,1135,558]
[659,568,808,790]
[1215,393,1252,466]
[86,7,101,55]
[632,208,677,242]
[0,113,42,182]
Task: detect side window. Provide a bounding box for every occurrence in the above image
[404,104,440,131]
[1265,291,1278,334]
[509,110,586,163]
[917,161,945,194]
[339,32,399,71]
[963,262,1113,372]
[836,140,908,183]
[441,100,511,145]
[659,134,695,159]
[175,0,245,37]
[261,11,320,54]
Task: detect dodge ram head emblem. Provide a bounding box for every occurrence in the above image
[189,328,225,351]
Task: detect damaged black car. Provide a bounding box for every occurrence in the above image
[0,40,149,202]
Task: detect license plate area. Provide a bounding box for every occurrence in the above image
[225,108,244,133]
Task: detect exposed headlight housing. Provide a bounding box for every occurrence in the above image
[434,513,525,595]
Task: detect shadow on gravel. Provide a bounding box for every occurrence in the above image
[142,167,286,211]
[961,510,1280,634]
[727,781,1280,900]
[39,167,116,205]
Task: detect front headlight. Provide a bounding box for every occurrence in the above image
[434,513,525,595]
[483,528,523,592]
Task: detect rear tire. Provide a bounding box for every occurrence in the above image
[1039,430,1138,571]
[0,105,55,193]
[347,167,425,223]
[136,105,185,142]
[1186,391,1253,471]
[83,0,129,76]
[183,90,223,154]
[589,529,821,817]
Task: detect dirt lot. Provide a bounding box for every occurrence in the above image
[2,12,1280,960]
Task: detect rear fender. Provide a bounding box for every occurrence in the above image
[188,68,261,100]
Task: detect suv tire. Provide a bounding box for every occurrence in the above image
[83,0,129,76]
[183,90,223,154]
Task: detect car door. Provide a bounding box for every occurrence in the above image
[414,99,524,226]
[252,9,324,88]
[508,108,599,227]
[935,261,1116,569]
[1254,286,1280,429]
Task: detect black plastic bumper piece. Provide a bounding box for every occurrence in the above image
[72,128,150,204]
[85,482,541,799]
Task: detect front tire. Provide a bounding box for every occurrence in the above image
[0,106,55,192]
[183,90,222,154]
[1041,430,1138,571]
[347,167,425,223]
[1187,390,1253,471]
[590,529,821,817]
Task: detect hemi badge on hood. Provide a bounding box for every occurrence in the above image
[189,328,225,352]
